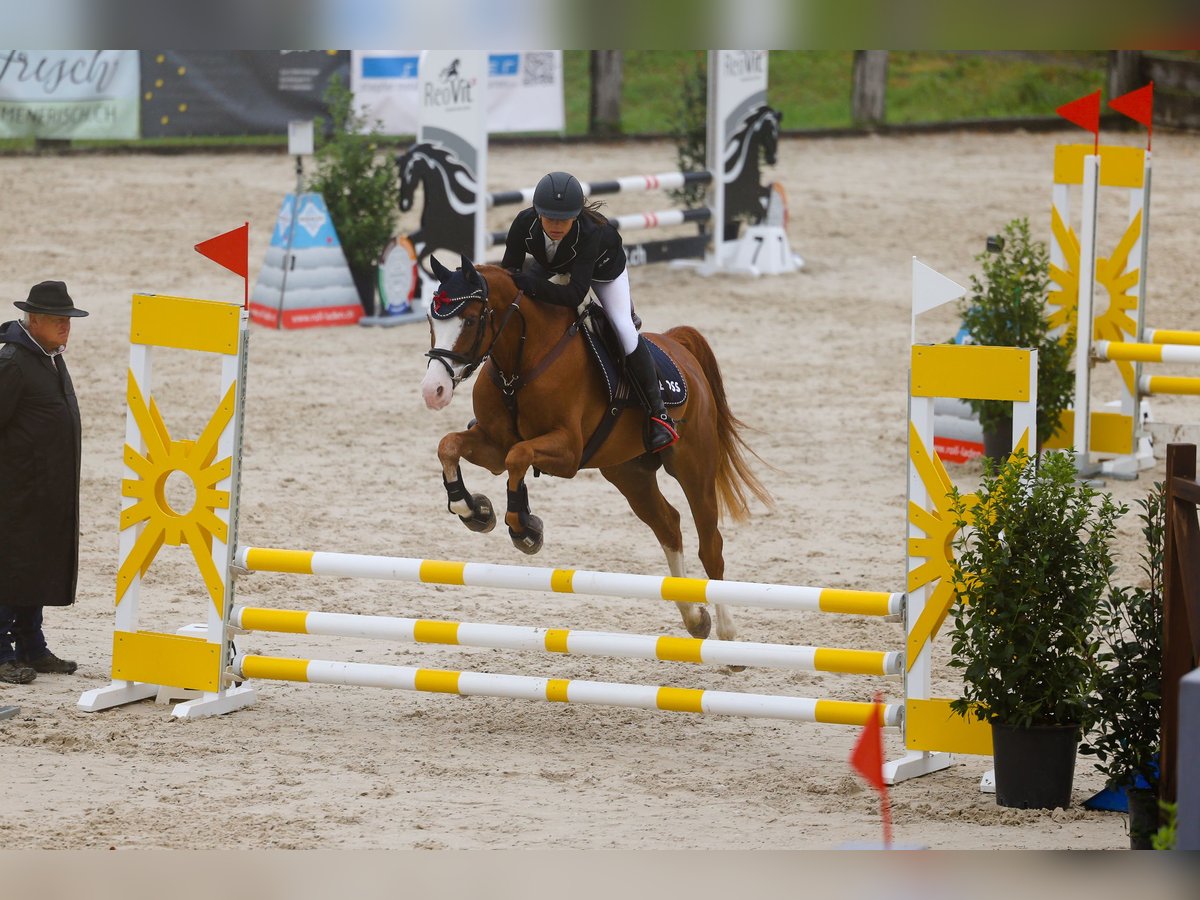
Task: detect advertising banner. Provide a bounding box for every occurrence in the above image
[0,50,139,139]
[351,50,563,135]
[140,51,349,137]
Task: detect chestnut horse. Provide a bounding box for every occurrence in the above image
[419,256,772,642]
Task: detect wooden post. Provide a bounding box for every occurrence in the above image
[1162,443,1200,804]
[589,51,623,138]
[1107,51,1144,101]
[851,51,889,127]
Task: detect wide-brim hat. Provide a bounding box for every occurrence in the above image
[14,280,89,317]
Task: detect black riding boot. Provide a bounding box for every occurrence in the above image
[625,338,679,453]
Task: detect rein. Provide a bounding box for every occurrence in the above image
[487,311,581,400]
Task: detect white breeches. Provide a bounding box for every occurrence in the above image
[593,269,639,356]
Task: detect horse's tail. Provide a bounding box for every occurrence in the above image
[667,326,774,522]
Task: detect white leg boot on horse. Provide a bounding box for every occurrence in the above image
[625,338,679,454]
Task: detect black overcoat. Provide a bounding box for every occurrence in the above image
[0,320,82,607]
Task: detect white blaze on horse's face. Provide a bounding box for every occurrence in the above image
[421,308,467,410]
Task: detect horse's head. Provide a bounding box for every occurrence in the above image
[396,145,424,213]
[753,106,781,167]
[420,255,518,410]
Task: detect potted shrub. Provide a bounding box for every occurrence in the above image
[306,74,399,314]
[948,449,1125,809]
[1080,482,1164,848]
[958,217,1075,462]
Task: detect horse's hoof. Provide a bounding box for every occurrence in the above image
[460,493,496,533]
[686,607,712,639]
[508,514,544,554]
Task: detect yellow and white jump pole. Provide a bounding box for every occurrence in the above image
[234,606,903,675]
[234,655,901,727]
[236,547,903,617]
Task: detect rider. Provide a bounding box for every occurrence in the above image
[501,171,678,453]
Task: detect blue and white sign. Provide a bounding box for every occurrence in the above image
[351,50,563,136]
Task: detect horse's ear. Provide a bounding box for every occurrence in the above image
[461,256,479,282]
[430,255,452,282]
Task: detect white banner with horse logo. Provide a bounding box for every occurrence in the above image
[0,50,140,139]
[350,50,563,135]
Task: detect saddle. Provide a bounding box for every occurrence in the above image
[578,301,688,408]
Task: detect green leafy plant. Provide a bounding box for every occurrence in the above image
[667,54,707,211]
[948,449,1126,728]
[1080,482,1164,792]
[305,74,398,275]
[1152,802,1176,850]
[958,217,1075,447]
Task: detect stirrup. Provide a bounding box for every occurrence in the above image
[645,414,679,453]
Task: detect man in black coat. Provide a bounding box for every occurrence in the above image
[0,281,88,684]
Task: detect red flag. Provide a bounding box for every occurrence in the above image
[195,222,249,306]
[850,693,892,847]
[195,223,248,278]
[1110,82,1154,150]
[1056,90,1101,138]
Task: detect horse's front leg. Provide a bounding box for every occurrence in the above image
[502,430,581,555]
[437,426,508,534]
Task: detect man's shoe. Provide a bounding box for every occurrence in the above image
[21,653,77,675]
[0,661,37,684]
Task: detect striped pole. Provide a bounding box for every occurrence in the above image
[1094,340,1200,365]
[1139,375,1200,396]
[1145,328,1200,347]
[487,171,713,209]
[234,655,902,727]
[488,207,712,249]
[234,607,903,675]
[236,547,904,617]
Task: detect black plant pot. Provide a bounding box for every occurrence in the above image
[981,415,1013,467]
[350,265,377,315]
[991,722,1080,810]
[1126,788,1160,850]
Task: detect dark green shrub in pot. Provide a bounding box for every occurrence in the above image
[306,74,399,314]
[948,449,1125,809]
[958,218,1075,459]
[1080,482,1164,849]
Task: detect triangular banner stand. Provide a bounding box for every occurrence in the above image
[249,193,363,329]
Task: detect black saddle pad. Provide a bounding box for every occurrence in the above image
[580,325,687,408]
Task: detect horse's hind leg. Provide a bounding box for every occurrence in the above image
[600,460,711,640]
[662,450,737,644]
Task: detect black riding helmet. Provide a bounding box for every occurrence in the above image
[533,171,584,220]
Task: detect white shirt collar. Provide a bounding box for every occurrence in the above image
[19,321,66,359]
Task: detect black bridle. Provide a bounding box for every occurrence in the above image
[426,276,525,388]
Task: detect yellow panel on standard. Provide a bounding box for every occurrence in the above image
[1053,144,1145,189]
[905,698,994,756]
[911,345,1031,402]
[1043,409,1135,455]
[111,629,223,692]
[130,294,241,355]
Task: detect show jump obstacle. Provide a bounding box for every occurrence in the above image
[396,50,800,308]
[79,261,1033,785]
[935,85,1199,475]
